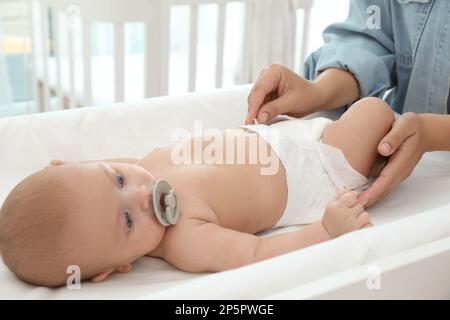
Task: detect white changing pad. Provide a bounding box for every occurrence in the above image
[1,85,450,299]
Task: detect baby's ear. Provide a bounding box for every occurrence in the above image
[50,159,66,166]
[116,264,132,274]
[89,265,132,283]
[90,268,115,283]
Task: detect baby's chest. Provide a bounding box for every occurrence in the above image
[176,193,220,225]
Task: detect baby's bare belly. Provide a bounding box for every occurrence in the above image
[139,128,288,233]
[190,163,287,233]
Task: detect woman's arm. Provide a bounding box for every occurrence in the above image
[420,114,450,152]
[304,0,396,99]
[246,0,396,125]
[246,65,360,125]
[313,68,360,111]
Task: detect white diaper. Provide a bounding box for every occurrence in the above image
[241,117,370,228]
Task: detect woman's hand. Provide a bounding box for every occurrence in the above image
[358,112,428,208]
[245,63,325,125]
[323,190,372,238]
[246,64,361,125]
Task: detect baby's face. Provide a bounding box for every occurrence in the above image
[56,161,165,281]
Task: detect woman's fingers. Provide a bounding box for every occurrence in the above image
[246,63,324,124]
[378,113,418,156]
[256,92,299,124]
[246,68,283,124]
[359,137,418,207]
[358,160,397,208]
[368,156,388,178]
[360,113,425,208]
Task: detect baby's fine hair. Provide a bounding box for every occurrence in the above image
[0,167,84,286]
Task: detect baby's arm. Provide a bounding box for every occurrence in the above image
[100,158,137,164]
[162,219,260,272]
[163,220,328,272]
[162,191,369,272]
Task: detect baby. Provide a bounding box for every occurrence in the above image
[0,97,394,287]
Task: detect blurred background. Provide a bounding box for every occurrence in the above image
[0,0,349,118]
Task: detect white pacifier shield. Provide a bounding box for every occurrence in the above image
[152,179,180,226]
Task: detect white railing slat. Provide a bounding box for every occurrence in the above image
[188,4,198,92]
[144,21,153,97]
[300,5,312,69]
[114,22,125,102]
[160,1,170,95]
[215,2,225,88]
[29,0,39,114]
[82,20,92,106]
[67,26,76,108]
[241,0,253,84]
[41,3,50,111]
[53,9,64,109]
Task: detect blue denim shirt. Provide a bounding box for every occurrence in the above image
[303,0,450,115]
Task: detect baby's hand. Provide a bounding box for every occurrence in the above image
[322,190,372,238]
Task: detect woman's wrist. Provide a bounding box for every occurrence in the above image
[418,114,433,152]
[418,113,450,152]
[312,68,361,112]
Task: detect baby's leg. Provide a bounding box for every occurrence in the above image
[322,97,395,178]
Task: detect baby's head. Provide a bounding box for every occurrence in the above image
[0,161,166,287]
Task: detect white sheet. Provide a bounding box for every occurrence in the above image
[1,85,450,299]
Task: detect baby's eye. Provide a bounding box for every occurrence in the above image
[116,173,125,188]
[124,212,133,229]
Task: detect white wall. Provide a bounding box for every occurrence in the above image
[307,0,350,54]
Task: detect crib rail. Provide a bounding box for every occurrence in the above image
[31,0,312,112]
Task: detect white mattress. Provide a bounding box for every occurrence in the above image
[1,85,450,299]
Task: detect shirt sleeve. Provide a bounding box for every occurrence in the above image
[303,0,397,98]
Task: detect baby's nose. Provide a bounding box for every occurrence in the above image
[137,185,150,211]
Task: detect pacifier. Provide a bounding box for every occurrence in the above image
[151,179,180,226]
